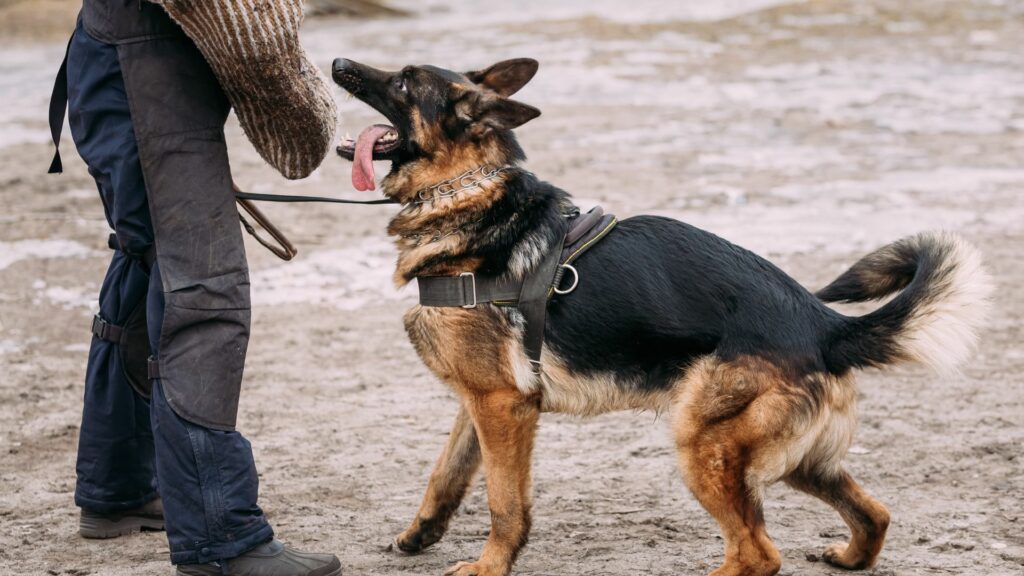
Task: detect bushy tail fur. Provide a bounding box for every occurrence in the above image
[818,232,992,375]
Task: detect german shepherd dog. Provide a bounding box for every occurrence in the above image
[331,57,991,576]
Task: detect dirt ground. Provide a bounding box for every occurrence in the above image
[1,0,1022,575]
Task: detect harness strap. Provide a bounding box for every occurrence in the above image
[518,218,569,369]
[553,211,617,291]
[564,206,604,246]
[415,207,617,371]
[107,233,156,271]
[48,35,73,174]
[418,273,521,308]
[92,315,124,343]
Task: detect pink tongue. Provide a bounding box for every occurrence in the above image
[352,125,392,191]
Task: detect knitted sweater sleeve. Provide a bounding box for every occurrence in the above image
[148,0,337,180]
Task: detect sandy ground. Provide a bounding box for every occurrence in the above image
[1,0,1023,575]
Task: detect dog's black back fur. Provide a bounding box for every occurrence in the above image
[544,214,846,389]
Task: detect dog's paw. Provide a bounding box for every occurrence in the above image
[395,518,446,554]
[393,531,421,555]
[822,542,870,570]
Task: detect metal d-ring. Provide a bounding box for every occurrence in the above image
[553,264,579,295]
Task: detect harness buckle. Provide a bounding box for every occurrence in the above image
[528,358,543,375]
[91,315,123,343]
[460,272,477,308]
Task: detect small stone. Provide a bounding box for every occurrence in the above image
[805,553,820,563]
[999,552,1024,566]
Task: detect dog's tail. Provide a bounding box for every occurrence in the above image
[817,232,992,375]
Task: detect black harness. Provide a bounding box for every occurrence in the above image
[417,206,617,369]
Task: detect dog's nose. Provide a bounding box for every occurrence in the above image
[332,58,354,76]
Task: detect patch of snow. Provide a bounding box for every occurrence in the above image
[44,286,95,310]
[251,237,411,310]
[0,340,22,355]
[0,240,99,271]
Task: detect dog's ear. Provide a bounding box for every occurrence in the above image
[466,58,539,97]
[457,92,541,133]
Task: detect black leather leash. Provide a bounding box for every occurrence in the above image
[233,191,398,205]
[232,188,398,262]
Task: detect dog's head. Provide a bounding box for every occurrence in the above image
[332,58,540,200]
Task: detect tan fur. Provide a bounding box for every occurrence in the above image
[444,389,539,576]
[404,305,526,395]
[384,137,511,286]
[672,356,872,575]
[786,470,890,570]
[403,304,538,575]
[396,404,481,553]
[536,351,674,416]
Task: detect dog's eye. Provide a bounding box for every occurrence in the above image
[394,77,407,93]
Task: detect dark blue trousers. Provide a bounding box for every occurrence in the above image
[68,21,274,565]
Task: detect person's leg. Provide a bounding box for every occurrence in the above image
[73,246,161,514]
[67,20,273,560]
[67,15,340,576]
[68,18,160,528]
[146,261,275,565]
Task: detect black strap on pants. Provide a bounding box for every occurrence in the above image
[107,233,155,271]
[92,315,124,343]
[48,35,73,174]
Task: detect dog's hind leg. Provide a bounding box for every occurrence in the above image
[396,403,481,553]
[673,359,783,576]
[676,435,782,576]
[445,389,539,576]
[786,468,890,570]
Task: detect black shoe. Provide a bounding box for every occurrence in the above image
[79,497,165,539]
[175,540,342,576]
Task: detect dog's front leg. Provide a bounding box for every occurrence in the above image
[396,403,481,553]
[444,389,539,576]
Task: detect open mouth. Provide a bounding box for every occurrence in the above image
[332,58,407,192]
[335,124,403,192]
